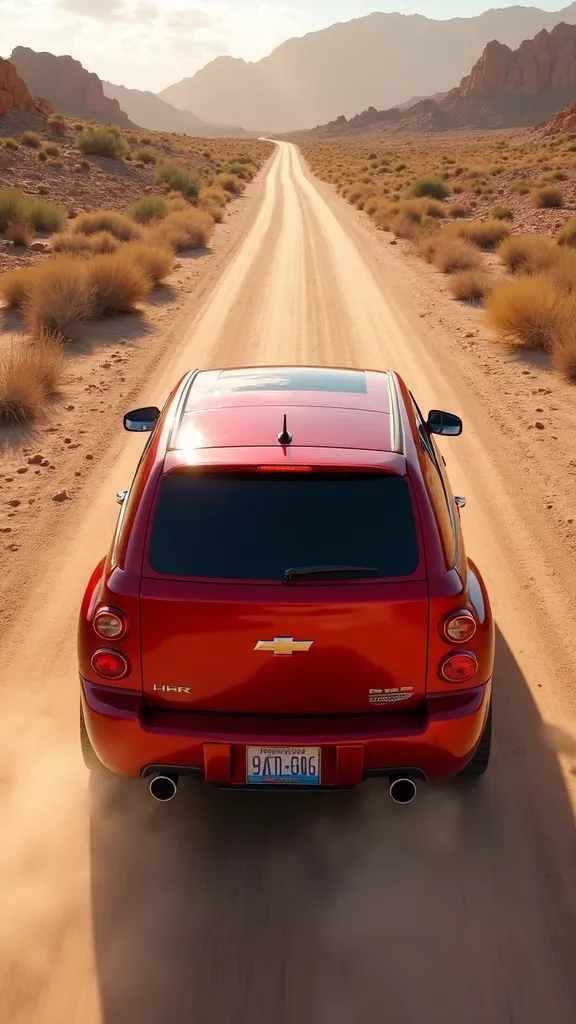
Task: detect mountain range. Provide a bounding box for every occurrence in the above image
[158,3,576,132]
[291,21,576,136]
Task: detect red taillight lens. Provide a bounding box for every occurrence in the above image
[91,648,130,680]
[93,607,128,640]
[441,610,477,644]
[440,652,478,683]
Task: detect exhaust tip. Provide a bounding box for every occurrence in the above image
[389,777,417,804]
[149,774,178,802]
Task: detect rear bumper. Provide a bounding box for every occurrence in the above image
[81,677,491,785]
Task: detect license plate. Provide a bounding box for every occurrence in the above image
[246,746,321,785]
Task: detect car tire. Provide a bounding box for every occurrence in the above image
[80,703,103,772]
[459,699,492,777]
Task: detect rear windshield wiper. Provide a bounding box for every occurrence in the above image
[283,565,379,583]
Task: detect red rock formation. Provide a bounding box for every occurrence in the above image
[10,47,134,128]
[451,22,576,97]
[540,99,576,134]
[0,57,53,118]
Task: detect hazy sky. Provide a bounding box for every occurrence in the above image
[0,0,570,92]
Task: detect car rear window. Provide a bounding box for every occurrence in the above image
[147,471,421,580]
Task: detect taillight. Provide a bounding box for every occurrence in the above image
[91,648,130,680]
[439,652,478,683]
[441,609,476,644]
[93,606,129,640]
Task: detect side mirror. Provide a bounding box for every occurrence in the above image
[427,409,462,436]
[123,406,160,432]
[116,490,127,505]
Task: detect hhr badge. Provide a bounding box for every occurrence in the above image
[369,687,413,705]
[254,637,314,656]
[153,684,191,694]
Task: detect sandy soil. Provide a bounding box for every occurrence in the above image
[1,141,576,1023]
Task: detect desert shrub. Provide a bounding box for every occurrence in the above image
[345,181,375,207]
[434,238,482,274]
[86,253,151,316]
[485,275,574,351]
[556,218,576,246]
[37,150,48,163]
[0,189,66,233]
[407,176,449,200]
[27,198,66,232]
[531,186,563,209]
[390,213,421,239]
[214,172,245,195]
[543,248,576,294]
[198,185,228,210]
[0,335,65,424]
[416,231,443,262]
[449,270,493,303]
[133,148,158,164]
[3,137,18,149]
[445,218,511,250]
[23,258,95,339]
[72,210,143,241]
[77,127,128,159]
[227,162,251,179]
[492,205,514,221]
[155,162,203,200]
[51,230,121,255]
[43,143,61,158]
[5,218,33,247]
[21,131,41,148]
[123,241,174,284]
[148,209,214,252]
[126,196,168,224]
[447,204,470,218]
[497,234,558,274]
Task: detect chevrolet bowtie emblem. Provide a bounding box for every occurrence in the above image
[254,637,314,656]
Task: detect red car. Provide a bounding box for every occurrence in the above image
[79,365,494,803]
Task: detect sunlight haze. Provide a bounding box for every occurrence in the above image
[0,0,571,91]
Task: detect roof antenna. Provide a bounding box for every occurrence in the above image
[278,414,292,445]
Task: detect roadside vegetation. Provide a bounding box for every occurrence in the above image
[298,131,576,379]
[0,117,274,424]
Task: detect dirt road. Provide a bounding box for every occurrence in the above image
[2,141,576,1024]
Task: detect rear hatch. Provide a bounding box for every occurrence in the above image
[140,469,428,715]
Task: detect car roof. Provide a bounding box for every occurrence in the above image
[167,366,405,462]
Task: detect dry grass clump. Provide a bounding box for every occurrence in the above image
[43,143,61,158]
[23,258,95,339]
[21,131,41,149]
[214,172,246,195]
[0,335,65,425]
[407,176,449,200]
[556,217,576,246]
[491,205,514,221]
[497,234,558,274]
[125,196,168,224]
[531,186,563,209]
[444,219,511,250]
[51,230,121,255]
[416,231,443,262]
[132,147,158,164]
[77,127,128,159]
[485,275,573,351]
[449,270,493,303]
[72,210,143,241]
[0,188,66,233]
[434,237,482,274]
[447,203,470,218]
[198,185,229,222]
[5,218,33,247]
[87,253,150,317]
[122,241,174,284]
[148,209,214,252]
[155,162,203,200]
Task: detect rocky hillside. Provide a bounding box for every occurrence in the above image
[102,81,247,137]
[10,47,135,128]
[158,3,576,132]
[0,58,52,118]
[292,22,576,138]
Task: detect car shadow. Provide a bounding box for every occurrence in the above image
[90,626,576,1024]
